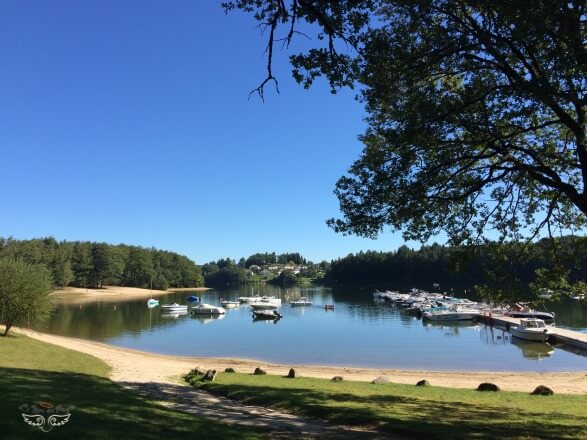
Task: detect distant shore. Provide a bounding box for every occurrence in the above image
[51,285,210,304]
[18,328,587,395]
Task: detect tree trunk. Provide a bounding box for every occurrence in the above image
[2,323,12,337]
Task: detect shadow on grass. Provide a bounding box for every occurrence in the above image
[197,382,587,440]
[0,368,264,440]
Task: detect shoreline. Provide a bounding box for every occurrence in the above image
[51,285,210,304]
[17,328,587,394]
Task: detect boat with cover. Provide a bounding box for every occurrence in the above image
[504,303,555,321]
[161,303,188,312]
[253,309,283,319]
[509,318,552,342]
[147,298,159,307]
[290,297,312,306]
[191,303,226,315]
[186,295,200,303]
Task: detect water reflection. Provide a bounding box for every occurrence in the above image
[41,284,587,371]
[510,340,554,361]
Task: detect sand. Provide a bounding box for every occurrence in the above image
[51,285,209,304]
[17,328,587,394]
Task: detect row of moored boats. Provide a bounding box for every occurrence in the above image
[373,288,556,342]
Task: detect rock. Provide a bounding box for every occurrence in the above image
[287,368,296,379]
[254,367,267,375]
[224,367,236,373]
[331,376,344,382]
[371,376,390,385]
[477,382,500,392]
[531,385,554,396]
[202,369,217,382]
[416,380,430,387]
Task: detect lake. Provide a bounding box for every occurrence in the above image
[44,285,587,372]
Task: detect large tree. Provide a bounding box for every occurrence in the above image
[0,258,54,336]
[225,1,587,251]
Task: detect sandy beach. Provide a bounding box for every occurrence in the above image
[18,328,587,394]
[51,285,209,304]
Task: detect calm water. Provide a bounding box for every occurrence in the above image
[44,285,587,372]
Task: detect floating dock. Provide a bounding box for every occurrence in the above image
[477,313,587,352]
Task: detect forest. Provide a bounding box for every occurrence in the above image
[0,237,204,290]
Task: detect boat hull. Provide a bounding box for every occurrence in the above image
[510,327,550,342]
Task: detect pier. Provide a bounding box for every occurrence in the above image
[477,313,587,352]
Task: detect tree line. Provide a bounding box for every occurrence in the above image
[326,238,587,293]
[0,237,204,290]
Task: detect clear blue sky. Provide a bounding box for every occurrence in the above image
[0,0,422,264]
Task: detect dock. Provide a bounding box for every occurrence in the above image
[477,313,587,352]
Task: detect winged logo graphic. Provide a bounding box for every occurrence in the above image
[20,403,72,432]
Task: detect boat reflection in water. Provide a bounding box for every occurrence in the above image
[160,310,189,319]
[422,320,481,336]
[191,314,226,325]
[510,339,554,361]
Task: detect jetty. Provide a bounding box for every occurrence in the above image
[477,313,587,352]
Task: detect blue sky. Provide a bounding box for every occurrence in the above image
[0,0,420,264]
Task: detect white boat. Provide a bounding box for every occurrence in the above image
[504,304,555,321]
[238,296,262,303]
[147,298,159,307]
[191,303,226,315]
[161,303,188,312]
[220,300,240,308]
[249,296,281,310]
[510,318,552,342]
[290,297,312,306]
[422,306,480,321]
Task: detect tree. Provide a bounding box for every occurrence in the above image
[0,258,54,336]
[225,2,587,254]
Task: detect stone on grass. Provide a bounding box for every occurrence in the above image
[190,367,206,376]
[224,367,236,373]
[254,367,267,375]
[477,382,500,392]
[416,380,430,387]
[287,368,296,379]
[531,385,554,396]
[371,376,390,385]
[202,369,217,382]
[331,376,344,382]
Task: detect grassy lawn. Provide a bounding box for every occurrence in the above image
[188,371,587,440]
[0,334,266,439]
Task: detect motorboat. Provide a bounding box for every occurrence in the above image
[220,300,240,308]
[324,304,335,310]
[290,297,312,306]
[147,298,159,307]
[186,295,200,303]
[422,306,480,321]
[161,303,188,312]
[504,304,555,321]
[249,296,282,310]
[238,295,262,303]
[253,309,283,320]
[509,318,552,342]
[191,303,226,315]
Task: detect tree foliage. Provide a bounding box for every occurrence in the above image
[225,1,587,249]
[0,238,204,290]
[0,258,54,336]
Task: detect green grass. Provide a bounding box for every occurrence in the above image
[0,334,266,439]
[188,372,587,440]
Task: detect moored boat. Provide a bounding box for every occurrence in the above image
[504,303,555,321]
[220,300,240,308]
[250,296,282,310]
[422,306,480,321]
[191,303,226,315]
[253,309,282,320]
[161,303,188,312]
[147,298,159,307]
[509,318,552,342]
[290,297,312,306]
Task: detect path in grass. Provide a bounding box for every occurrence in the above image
[16,329,384,439]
